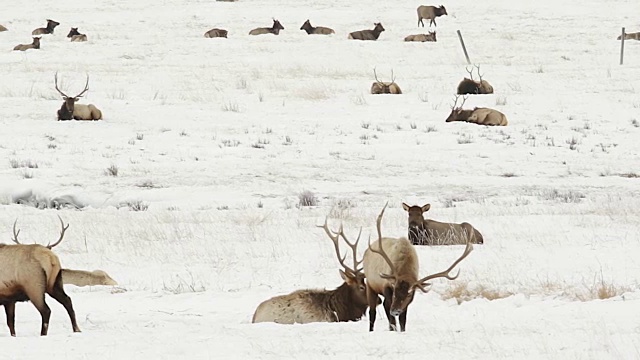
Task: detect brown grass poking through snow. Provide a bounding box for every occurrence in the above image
[441,282,514,304]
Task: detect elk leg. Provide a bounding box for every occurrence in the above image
[4,303,16,336]
[27,291,51,336]
[366,287,379,332]
[48,276,81,333]
[382,287,397,331]
[399,308,408,332]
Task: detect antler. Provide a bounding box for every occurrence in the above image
[465,66,475,81]
[414,240,473,292]
[451,94,469,110]
[319,218,363,276]
[474,64,483,83]
[367,202,397,279]
[46,215,69,249]
[373,67,384,85]
[390,69,396,84]
[54,72,69,98]
[11,220,21,244]
[74,75,90,98]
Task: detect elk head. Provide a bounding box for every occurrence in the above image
[402,203,430,229]
[300,19,311,31]
[12,215,69,249]
[55,72,90,115]
[373,22,385,33]
[272,19,285,31]
[67,27,80,38]
[445,94,470,122]
[438,5,448,15]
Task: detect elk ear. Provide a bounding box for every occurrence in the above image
[402,203,410,211]
[339,269,354,283]
[421,204,431,212]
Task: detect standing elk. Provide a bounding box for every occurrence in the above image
[417,5,447,27]
[32,19,60,35]
[457,64,493,95]
[67,27,87,42]
[363,203,473,332]
[55,73,103,121]
[0,24,7,32]
[62,269,118,287]
[252,220,370,324]
[13,37,40,51]
[204,28,228,38]
[445,95,508,126]
[370,68,402,94]
[348,22,385,41]
[249,19,285,35]
[0,217,81,336]
[618,32,640,40]
[300,19,335,35]
[402,203,484,245]
[404,32,436,42]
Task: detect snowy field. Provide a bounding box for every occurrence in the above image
[1,0,640,358]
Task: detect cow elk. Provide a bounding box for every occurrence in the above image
[13,37,40,51]
[0,217,81,336]
[300,20,335,35]
[67,27,87,42]
[402,203,484,245]
[55,73,103,121]
[0,24,7,32]
[371,68,402,94]
[445,95,508,126]
[618,32,640,40]
[252,220,369,324]
[249,19,285,36]
[204,28,228,38]
[457,64,493,95]
[404,32,436,42]
[32,19,60,35]
[417,5,447,27]
[363,203,473,332]
[348,22,385,41]
[62,269,118,287]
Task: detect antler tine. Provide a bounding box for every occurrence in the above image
[390,69,396,84]
[373,67,383,84]
[75,74,90,98]
[46,215,69,249]
[474,64,483,82]
[367,202,397,279]
[451,94,460,109]
[54,72,69,98]
[337,227,364,273]
[414,241,474,292]
[318,218,358,275]
[465,66,474,80]
[11,219,21,244]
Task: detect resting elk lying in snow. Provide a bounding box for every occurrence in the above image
[252,219,370,324]
[417,5,448,27]
[62,269,118,287]
[249,19,285,35]
[300,20,335,35]
[67,27,87,42]
[348,23,385,40]
[404,32,436,42]
[445,95,508,126]
[457,64,493,95]
[371,68,402,94]
[32,19,60,35]
[13,37,40,51]
[618,32,640,40]
[204,28,228,38]
[0,217,81,336]
[55,73,103,121]
[402,203,484,245]
[364,203,473,331]
[0,24,7,32]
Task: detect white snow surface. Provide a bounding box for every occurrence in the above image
[1,0,640,358]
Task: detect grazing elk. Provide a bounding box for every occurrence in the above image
[300,19,335,35]
[618,32,640,40]
[13,37,40,51]
[204,28,228,38]
[370,68,402,94]
[62,269,118,287]
[457,64,493,95]
[249,19,285,35]
[402,203,484,246]
[32,19,60,35]
[0,217,81,336]
[363,203,473,332]
[417,5,447,27]
[348,22,385,41]
[252,220,370,324]
[0,24,7,32]
[404,32,436,42]
[55,73,103,121]
[445,95,508,126]
[67,27,87,42]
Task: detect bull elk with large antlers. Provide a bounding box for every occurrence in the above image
[55,73,103,121]
[371,68,402,94]
[402,203,484,245]
[445,95,508,126]
[457,64,494,95]
[0,216,81,336]
[252,220,370,324]
[363,203,473,332]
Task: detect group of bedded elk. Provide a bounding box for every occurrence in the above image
[5,19,88,52]
[0,202,481,335]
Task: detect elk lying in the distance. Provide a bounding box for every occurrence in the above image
[402,203,484,245]
[446,95,508,126]
[204,28,228,38]
[348,22,385,40]
[618,32,640,40]
[457,64,494,95]
[32,19,60,35]
[252,220,370,324]
[62,269,118,287]
[417,5,447,27]
[371,68,402,94]
[300,20,335,35]
[67,27,87,42]
[55,73,103,121]
[404,32,436,42]
[363,203,473,332]
[13,37,40,51]
[0,24,7,32]
[0,217,81,336]
[249,19,285,35]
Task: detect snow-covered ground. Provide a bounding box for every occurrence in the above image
[1,0,639,358]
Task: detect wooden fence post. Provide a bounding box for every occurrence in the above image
[457,30,471,64]
[620,27,626,65]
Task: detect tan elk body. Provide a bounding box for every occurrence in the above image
[249,19,284,35]
[446,95,508,126]
[417,5,448,27]
[204,28,228,38]
[62,269,118,287]
[67,28,87,42]
[13,37,40,51]
[457,65,493,95]
[404,32,436,42]
[371,68,402,94]
[300,20,334,35]
[618,32,640,40]
[32,19,60,35]
[402,203,484,245]
[0,217,81,336]
[348,23,385,40]
[0,24,7,32]
[55,73,103,121]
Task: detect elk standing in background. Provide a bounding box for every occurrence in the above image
[300,20,335,35]
[417,5,447,27]
[67,27,87,42]
[618,32,640,40]
[348,23,385,40]
[370,68,402,94]
[0,217,81,336]
[445,95,508,126]
[55,73,103,121]
[404,32,436,42]
[204,28,228,38]
[32,19,60,35]
[457,64,494,95]
[402,203,484,245]
[62,269,118,287]
[13,37,40,51]
[249,19,285,35]
[363,203,473,332]
[252,220,370,324]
